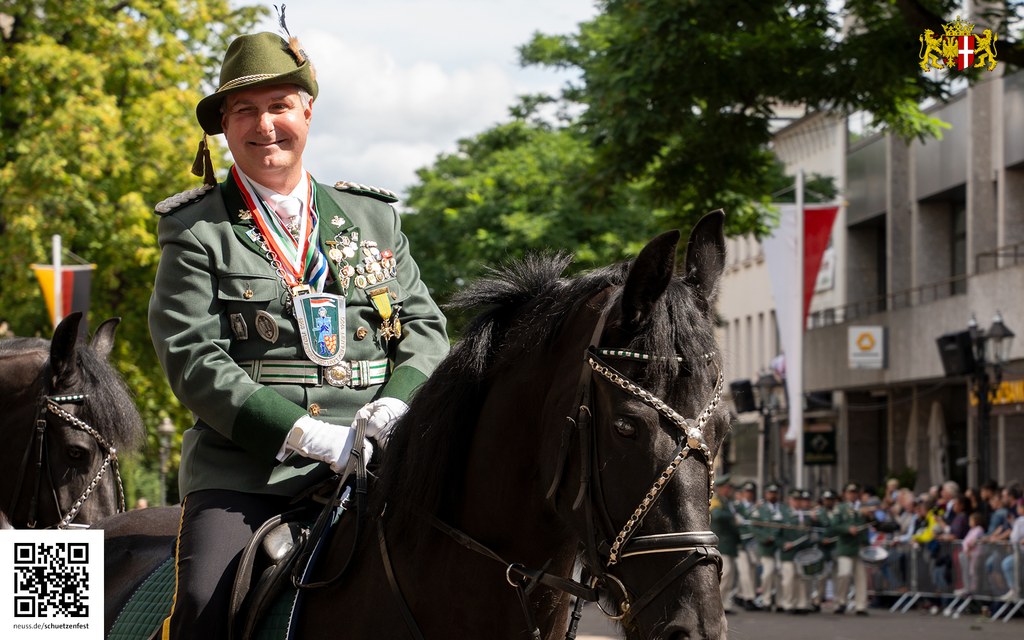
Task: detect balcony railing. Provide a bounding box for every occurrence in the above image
[807,241,1024,330]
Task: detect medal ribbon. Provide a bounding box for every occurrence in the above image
[232,166,328,292]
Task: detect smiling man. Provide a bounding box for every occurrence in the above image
[148,31,449,639]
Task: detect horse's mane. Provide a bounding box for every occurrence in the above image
[375,251,719,539]
[0,337,143,452]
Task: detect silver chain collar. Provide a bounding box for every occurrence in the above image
[587,352,723,567]
[44,398,126,529]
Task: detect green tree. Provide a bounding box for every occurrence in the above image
[519,0,1022,226]
[404,98,675,332]
[0,1,264,480]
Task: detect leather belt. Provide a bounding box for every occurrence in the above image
[240,359,389,389]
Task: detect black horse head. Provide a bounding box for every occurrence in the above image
[0,312,144,528]
[369,213,729,639]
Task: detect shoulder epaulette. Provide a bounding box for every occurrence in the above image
[333,180,399,204]
[154,184,215,215]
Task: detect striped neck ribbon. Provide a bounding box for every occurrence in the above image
[232,166,328,292]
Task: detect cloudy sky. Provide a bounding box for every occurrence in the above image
[248,1,598,197]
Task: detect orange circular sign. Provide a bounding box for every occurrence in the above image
[856,332,876,351]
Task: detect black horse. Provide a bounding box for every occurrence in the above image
[103,214,730,639]
[0,312,143,529]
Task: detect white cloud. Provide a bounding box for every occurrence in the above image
[247,0,597,196]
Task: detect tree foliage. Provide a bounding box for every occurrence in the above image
[518,0,1022,222]
[403,100,673,331]
[0,0,264,493]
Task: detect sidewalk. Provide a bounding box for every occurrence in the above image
[573,603,1022,639]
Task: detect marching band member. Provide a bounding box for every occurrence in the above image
[810,489,837,611]
[734,481,760,610]
[710,474,741,614]
[829,483,871,615]
[752,483,785,610]
[779,489,812,614]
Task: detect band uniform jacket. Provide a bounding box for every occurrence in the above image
[752,501,787,556]
[149,176,449,498]
[828,502,870,558]
[710,494,741,557]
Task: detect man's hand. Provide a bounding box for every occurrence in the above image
[282,415,373,474]
[353,397,409,444]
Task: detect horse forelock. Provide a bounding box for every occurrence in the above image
[67,345,144,453]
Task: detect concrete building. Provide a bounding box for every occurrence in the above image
[719,71,1024,496]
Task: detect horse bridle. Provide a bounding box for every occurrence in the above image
[8,393,126,529]
[575,346,723,625]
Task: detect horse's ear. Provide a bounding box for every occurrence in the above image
[683,210,726,305]
[621,230,681,325]
[90,317,121,361]
[50,312,83,384]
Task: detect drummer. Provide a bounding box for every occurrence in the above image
[752,483,785,610]
[780,489,813,614]
[829,482,871,615]
[809,489,837,612]
[710,473,741,614]
[734,481,760,610]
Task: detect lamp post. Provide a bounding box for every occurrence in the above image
[756,370,782,497]
[968,312,1015,486]
[157,417,176,507]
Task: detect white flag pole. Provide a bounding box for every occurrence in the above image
[792,170,805,489]
[52,234,63,327]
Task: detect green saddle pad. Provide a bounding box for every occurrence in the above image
[107,557,298,640]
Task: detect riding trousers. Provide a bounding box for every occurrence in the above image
[163,489,292,640]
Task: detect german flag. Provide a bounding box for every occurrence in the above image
[30,264,96,332]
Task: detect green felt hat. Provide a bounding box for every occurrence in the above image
[196,32,319,136]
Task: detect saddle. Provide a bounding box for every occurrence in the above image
[228,478,351,640]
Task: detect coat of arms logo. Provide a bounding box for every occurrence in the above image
[918,15,997,72]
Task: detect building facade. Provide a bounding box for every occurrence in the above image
[719,71,1024,496]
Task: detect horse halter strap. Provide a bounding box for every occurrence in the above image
[586,348,723,567]
[10,394,126,529]
[566,298,724,627]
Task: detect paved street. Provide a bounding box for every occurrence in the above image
[574,602,1023,639]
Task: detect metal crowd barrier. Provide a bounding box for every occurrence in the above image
[869,539,1024,622]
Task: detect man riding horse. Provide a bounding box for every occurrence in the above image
[148,26,449,639]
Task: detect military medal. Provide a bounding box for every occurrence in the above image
[367,286,402,343]
[292,289,347,365]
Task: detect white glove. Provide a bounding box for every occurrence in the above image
[280,415,373,475]
[353,397,409,444]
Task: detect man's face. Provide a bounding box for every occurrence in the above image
[221,84,312,186]
[845,490,858,503]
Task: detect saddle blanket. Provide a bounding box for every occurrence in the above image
[106,557,297,640]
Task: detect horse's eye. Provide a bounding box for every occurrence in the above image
[66,446,87,461]
[613,418,637,438]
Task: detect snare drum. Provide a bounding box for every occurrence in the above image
[794,547,825,577]
[858,546,889,565]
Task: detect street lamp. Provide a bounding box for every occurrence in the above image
[755,370,783,498]
[157,417,176,507]
[968,312,1015,485]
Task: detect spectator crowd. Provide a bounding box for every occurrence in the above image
[710,475,1024,618]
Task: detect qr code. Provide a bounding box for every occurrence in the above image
[13,543,90,618]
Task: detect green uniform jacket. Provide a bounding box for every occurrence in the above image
[752,501,787,556]
[779,508,812,561]
[813,505,835,559]
[149,176,449,497]
[828,503,870,557]
[735,499,755,545]
[710,495,741,557]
